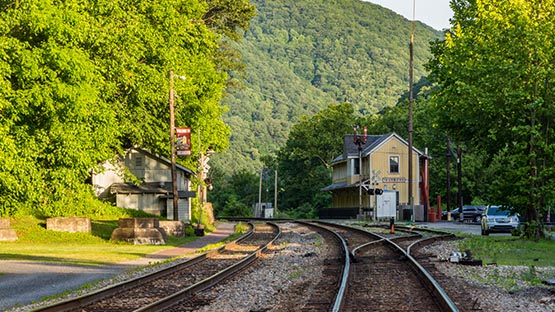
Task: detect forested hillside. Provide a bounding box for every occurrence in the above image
[214,0,442,172]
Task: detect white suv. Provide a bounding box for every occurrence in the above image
[481,205,519,235]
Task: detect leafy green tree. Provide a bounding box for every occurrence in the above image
[277,103,359,216]
[222,194,252,217]
[0,0,254,217]
[0,0,120,216]
[204,0,256,41]
[209,168,259,216]
[427,0,555,239]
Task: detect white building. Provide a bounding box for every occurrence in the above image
[92,147,196,222]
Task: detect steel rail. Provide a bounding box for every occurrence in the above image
[396,224,456,235]
[295,220,350,312]
[32,222,255,312]
[316,221,460,312]
[135,222,281,312]
[406,233,456,256]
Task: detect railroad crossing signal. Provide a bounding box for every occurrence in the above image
[371,170,382,184]
[365,170,383,195]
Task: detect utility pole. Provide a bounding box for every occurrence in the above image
[169,71,179,221]
[446,137,452,221]
[408,0,416,219]
[457,146,463,222]
[274,170,278,217]
[353,125,367,218]
[258,168,263,217]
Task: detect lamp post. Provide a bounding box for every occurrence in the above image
[353,125,367,217]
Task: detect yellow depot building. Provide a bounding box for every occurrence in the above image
[322,132,430,221]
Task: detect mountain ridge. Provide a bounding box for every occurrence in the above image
[214,0,442,173]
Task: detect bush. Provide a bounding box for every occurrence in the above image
[184,224,195,236]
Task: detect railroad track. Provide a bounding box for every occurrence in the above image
[305,221,459,312]
[33,222,280,312]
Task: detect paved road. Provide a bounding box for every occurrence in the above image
[417,221,482,235]
[0,222,235,311]
[416,220,513,236]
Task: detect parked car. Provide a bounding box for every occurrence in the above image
[481,205,520,235]
[460,205,486,222]
[442,205,485,222]
[442,208,458,220]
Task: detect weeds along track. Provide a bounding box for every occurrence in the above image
[34,222,280,312]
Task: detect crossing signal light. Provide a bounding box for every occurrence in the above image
[204,178,213,191]
[367,188,383,195]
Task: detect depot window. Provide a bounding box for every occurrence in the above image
[389,155,399,174]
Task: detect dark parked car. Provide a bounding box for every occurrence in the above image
[442,205,485,222]
[442,207,459,220]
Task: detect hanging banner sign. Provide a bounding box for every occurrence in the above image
[176,127,191,156]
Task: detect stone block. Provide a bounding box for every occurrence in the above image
[0,218,18,242]
[118,218,159,229]
[46,217,91,233]
[0,218,10,228]
[111,218,166,245]
[159,220,184,237]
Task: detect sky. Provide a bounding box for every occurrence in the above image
[364,0,454,30]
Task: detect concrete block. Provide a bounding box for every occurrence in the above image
[111,218,166,245]
[159,220,184,237]
[0,218,10,228]
[46,217,91,233]
[118,218,159,229]
[0,218,18,242]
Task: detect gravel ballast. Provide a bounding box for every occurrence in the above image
[4,223,555,312]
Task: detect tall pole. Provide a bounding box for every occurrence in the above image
[258,168,263,217]
[169,71,179,221]
[197,130,203,231]
[457,146,463,222]
[359,147,363,216]
[353,126,367,217]
[274,170,278,217]
[446,137,452,220]
[408,0,416,220]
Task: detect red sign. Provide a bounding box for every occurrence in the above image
[176,127,191,156]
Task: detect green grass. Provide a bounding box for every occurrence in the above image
[457,235,555,267]
[0,217,204,266]
[287,269,303,280]
[195,222,250,253]
[451,234,555,291]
